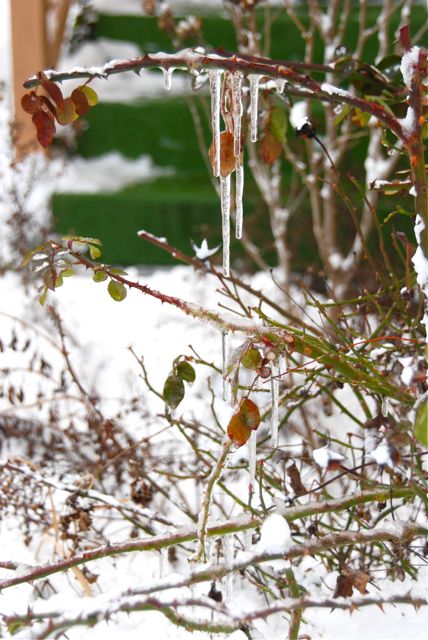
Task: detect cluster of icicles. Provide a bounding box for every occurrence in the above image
[162,67,281,452]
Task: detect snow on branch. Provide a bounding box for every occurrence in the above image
[0,491,422,591]
[23,48,405,140]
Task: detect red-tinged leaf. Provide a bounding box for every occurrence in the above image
[32,111,56,148]
[56,97,79,125]
[81,85,98,106]
[286,462,307,496]
[259,132,282,165]
[343,565,370,595]
[227,413,252,447]
[227,398,261,447]
[21,92,41,114]
[71,88,90,116]
[42,267,57,291]
[38,71,64,108]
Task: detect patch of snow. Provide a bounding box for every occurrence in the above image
[190,238,220,260]
[321,82,351,98]
[257,513,291,554]
[313,445,345,470]
[54,152,173,193]
[289,100,308,129]
[400,46,422,88]
[369,442,393,467]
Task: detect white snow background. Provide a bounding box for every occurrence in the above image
[0,1,427,638]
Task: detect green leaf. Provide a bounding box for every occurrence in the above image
[333,104,351,126]
[93,270,108,282]
[414,402,427,446]
[62,267,74,277]
[107,280,127,302]
[176,360,196,383]
[110,267,128,275]
[241,348,262,370]
[163,373,185,409]
[270,107,288,143]
[39,287,48,306]
[89,245,102,260]
[55,276,63,288]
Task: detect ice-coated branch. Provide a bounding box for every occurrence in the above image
[192,439,233,562]
[3,592,427,638]
[0,487,419,591]
[23,48,405,140]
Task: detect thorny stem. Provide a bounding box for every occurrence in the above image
[0,486,419,591]
[5,594,427,638]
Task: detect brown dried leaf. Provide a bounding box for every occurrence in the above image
[342,565,370,594]
[259,132,282,165]
[333,574,353,598]
[286,462,307,496]
[209,130,240,177]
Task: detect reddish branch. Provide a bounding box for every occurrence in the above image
[23,48,405,141]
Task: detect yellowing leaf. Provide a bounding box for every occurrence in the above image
[81,85,99,107]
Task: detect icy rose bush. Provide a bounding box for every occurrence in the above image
[1,2,427,639]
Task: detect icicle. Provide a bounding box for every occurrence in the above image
[231,72,243,157]
[161,67,174,90]
[248,74,261,143]
[223,535,234,601]
[222,329,231,402]
[235,162,244,239]
[209,70,222,178]
[248,429,257,492]
[270,364,280,448]
[244,528,252,551]
[159,547,168,578]
[220,174,231,277]
[275,77,286,94]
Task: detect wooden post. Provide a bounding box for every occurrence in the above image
[10,0,71,157]
[10,0,48,156]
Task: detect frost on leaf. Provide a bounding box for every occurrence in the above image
[227,398,261,447]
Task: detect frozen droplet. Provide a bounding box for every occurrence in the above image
[244,528,252,551]
[162,67,174,90]
[270,364,280,447]
[275,77,286,94]
[248,429,257,492]
[387,148,395,156]
[222,329,231,402]
[220,174,231,277]
[248,74,261,143]
[159,547,168,578]
[209,70,223,178]
[235,162,244,239]
[232,72,243,157]
[223,535,234,600]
